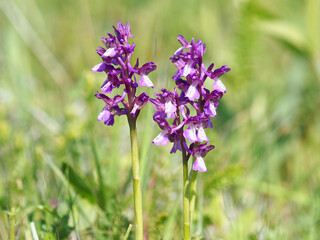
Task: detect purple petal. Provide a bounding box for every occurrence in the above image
[211,65,231,79]
[193,156,207,172]
[177,34,189,47]
[170,140,182,154]
[139,62,157,75]
[104,115,115,126]
[96,47,106,56]
[172,58,186,69]
[97,107,115,126]
[97,107,111,122]
[139,75,154,88]
[173,47,184,57]
[152,131,169,146]
[91,62,107,72]
[113,90,127,105]
[130,103,139,117]
[172,68,183,81]
[101,81,113,94]
[95,92,113,105]
[149,98,164,112]
[212,79,226,93]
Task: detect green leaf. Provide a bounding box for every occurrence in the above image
[61,162,95,203]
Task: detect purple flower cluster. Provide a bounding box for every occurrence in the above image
[150,35,230,172]
[92,21,157,125]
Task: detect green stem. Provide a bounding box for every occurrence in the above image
[123,224,133,240]
[182,148,190,240]
[128,117,144,240]
[189,157,198,234]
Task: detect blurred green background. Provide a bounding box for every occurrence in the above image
[0,0,319,239]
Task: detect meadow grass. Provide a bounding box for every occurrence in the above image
[0,0,319,239]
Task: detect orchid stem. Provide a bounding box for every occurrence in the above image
[128,117,144,240]
[189,157,198,234]
[182,148,190,240]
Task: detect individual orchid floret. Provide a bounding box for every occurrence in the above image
[113,21,134,44]
[151,110,185,152]
[138,62,157,88]
[203,90,223,117]
[192,143,215,172]
[149,89,177,119]
[130,93,149,118]
[92,21,157,126]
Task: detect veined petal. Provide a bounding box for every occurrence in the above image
[152,131,169,146]
[173,58,186,69]
[185,82,200,101]
[204,101,217,117]
[101,81,113,93]
[104,115,114,126]
[165,101,177,119]
[193,156,207,172]
[138,75,154,88]
[183,126,197,143]
[177,34,189,48]
[102,47,117,57]
[173,47,184,57]
[91,62,107,72]
[130,103,140,117]
[213,79,226,93]
[197,126,209,142]
[97,107,111,122]
[182,60,194,77]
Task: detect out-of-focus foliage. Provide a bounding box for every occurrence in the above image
[0,0,319,239]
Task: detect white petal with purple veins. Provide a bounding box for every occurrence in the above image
[130,103,140,117]
[139,75,154,88]
[197,126,209,142]
[173,58,186,69]
[212,79,226,93]
[186,82,200,101]
[101,81,113,93]
[91,62,107,72]
[183,126,197,143]
[193,156,207,172]
[102,48,117,57]
[152,131,169,146]
[205,101,217,117]
[165,101,177,119]
[173,47,184,58]
[97,107,111,121]
[182,60,194,77]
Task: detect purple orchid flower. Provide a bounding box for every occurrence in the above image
[92,21,157,125]
[138,62,157,88]
[149,89,177,119]
[151,34,230,172]
[192,144,215,172]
